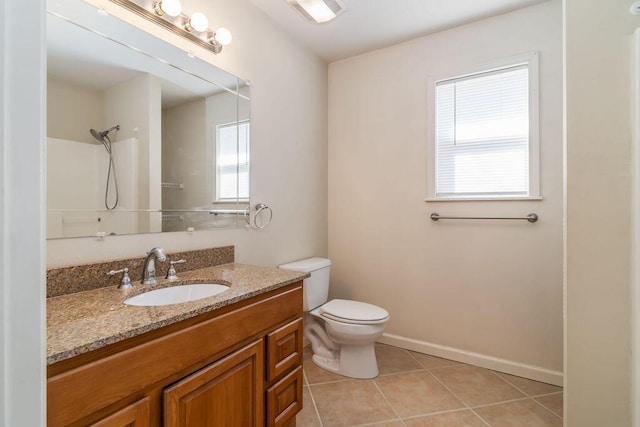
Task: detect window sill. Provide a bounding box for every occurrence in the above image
[424,196,543,202]
[213,200,250,205]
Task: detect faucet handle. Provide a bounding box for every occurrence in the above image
[107,267,133,290]
[166,259,187,280]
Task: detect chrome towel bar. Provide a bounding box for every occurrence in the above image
[430,212,539,223]
[209,209,248,215]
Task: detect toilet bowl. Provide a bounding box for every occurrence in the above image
[279,258,389,379]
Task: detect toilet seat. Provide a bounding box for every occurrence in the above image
[314,299,389,325]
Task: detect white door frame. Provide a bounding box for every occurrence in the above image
[0,0,47,425]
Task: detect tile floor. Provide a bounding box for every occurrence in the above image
[297,343,563,427]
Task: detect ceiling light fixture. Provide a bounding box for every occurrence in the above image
[287,0,347,24]
[108,0,232,54]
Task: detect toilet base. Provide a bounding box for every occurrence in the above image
[312,343,379,379]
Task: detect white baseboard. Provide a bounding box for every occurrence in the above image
[378,333,563,386]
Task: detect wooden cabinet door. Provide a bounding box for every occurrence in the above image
[90,397,151,427]
[164,340,264,427]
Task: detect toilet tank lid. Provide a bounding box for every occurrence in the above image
[278,257,331,272]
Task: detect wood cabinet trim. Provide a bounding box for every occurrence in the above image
[89,396,151,427]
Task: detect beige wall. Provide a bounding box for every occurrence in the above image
[47,0,328,268]
[565,0,637,425]
[47,77,104,144]
[328,0,563,382]
[104,73,162,233]
[162,98,208,211]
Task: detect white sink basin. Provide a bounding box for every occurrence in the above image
[124,284,229,306]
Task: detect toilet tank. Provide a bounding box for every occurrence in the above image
[279,258,331,311]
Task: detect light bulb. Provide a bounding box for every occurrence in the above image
[187,12,208,32]
[213,27,232,46]
[155,0,182,17]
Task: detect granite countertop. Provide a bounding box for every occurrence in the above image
[47,263,308,365]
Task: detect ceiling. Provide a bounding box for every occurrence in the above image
[248,0,549,62]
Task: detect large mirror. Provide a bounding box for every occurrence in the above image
[46,1,250,239]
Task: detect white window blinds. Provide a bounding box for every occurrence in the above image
[216,121,250,201]
[435,64,530,198]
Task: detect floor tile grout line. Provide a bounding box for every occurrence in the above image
[305,377,351,386]
[531,390,564,398]
[423,369,472,410]
[489,369,563,399]
[468,407,493,427]
[378,368,428,377]
[372,379,408,427]
[400,406,486,421]
[490,372,565,420]
[402,348,465,371]
[530,395,564,420]
[489,370,538,398]
[425,363,464,371]
[304,381,325,427]
[469,396,532,410]
[425,369,492,427]
[404,348,472,376]
[470,395,566,422]
[405,347,428,370]
[352,419,404,427]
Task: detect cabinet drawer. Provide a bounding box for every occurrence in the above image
[266,366,303,427]
[89,396,150,427]
[266,318,303,382]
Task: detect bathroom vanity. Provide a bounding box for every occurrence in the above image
[47,256,307,427]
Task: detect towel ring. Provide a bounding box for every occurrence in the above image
[254,203,273,229]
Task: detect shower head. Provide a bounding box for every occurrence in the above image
[90,125,120,142]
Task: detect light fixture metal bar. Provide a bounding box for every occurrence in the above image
[108,0,222,54]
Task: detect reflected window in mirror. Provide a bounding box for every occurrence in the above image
[216,120,250,202]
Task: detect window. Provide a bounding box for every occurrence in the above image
[427,53,539,200]
[216,120,250,202]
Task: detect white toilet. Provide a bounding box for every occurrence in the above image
[279,257,389,379]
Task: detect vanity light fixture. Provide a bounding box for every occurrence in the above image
[184,11,208,32]
[108,0,232,54]
[154,0,182,17]
[211,27,232,46]
[287,0,347,24]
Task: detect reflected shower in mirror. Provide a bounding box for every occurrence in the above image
[90,125,121,210]
[46,1,250,239]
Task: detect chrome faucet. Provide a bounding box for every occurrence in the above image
[141,247,167,285]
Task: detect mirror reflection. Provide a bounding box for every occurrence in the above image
[46,4,250,239]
